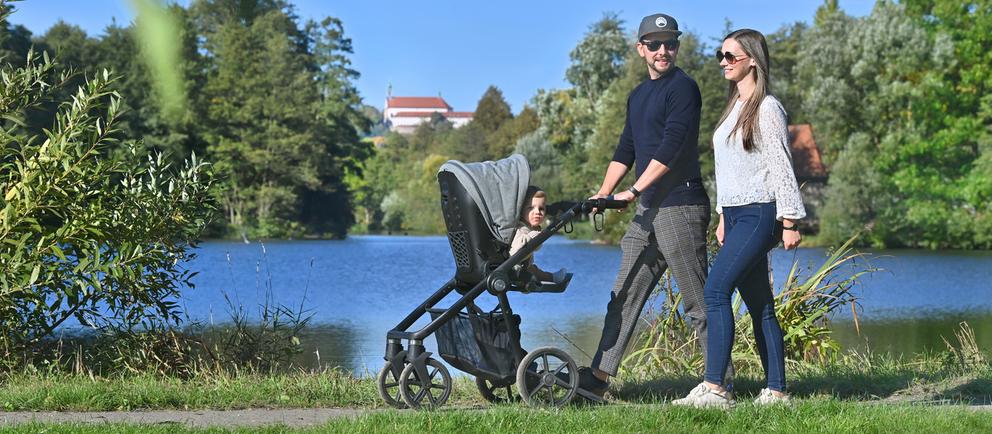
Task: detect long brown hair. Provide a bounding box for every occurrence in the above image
[716,29,770,151]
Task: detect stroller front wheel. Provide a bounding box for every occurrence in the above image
[516,346,578,408]
[376,361,407,409]
[399,358,452,409]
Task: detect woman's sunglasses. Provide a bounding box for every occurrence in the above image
[640,39,679,52]
[715,50,748,64]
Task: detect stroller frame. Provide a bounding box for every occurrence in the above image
[377,164,626,409]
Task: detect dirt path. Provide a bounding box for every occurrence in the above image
[2,404,989,428]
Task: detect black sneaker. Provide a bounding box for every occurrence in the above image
[576,366,609,397]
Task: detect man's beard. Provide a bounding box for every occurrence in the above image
[647,56,674,75]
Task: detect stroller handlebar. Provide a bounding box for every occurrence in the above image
[585,196,629,212]
[547,198,629,216]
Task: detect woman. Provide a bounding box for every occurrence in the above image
[672,28,805,408]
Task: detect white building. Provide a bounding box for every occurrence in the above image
[383,96,473,134]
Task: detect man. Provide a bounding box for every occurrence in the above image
[581,13,730,397]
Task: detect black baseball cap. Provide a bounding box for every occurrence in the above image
[637,13,682,40]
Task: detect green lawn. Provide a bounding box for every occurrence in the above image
[1,355,990,432]
[2,356,990,412]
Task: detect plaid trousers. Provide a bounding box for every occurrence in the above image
[591,203,730,379]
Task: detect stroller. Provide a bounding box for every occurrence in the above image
[377,154,627,409]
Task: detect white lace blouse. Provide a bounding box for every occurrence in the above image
[712,95,806,220]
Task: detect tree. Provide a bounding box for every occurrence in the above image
[766,22,808,122]
[807,1,988,248]
[796,2,858,162]
[300,15,371,236]
[489,106,539,158]
[0,3,31,66]
[21,22,99,137]
[473,85,513,133]
[196,0,362,238]
[566,12,628,101]
[899,0,992,248]
[442,121,488,162]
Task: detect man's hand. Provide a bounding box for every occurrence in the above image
[716,214,725,246]
[611,190,636,212]
[588,192,609,214]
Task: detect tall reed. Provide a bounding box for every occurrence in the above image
[622,234,876,377]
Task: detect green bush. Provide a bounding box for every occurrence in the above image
[0,48,214,367]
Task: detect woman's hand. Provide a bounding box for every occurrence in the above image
[716,213,725,246]
[782,219,801,250]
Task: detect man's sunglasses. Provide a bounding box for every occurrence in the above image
[715,50,747,64]
[640,39,679,52]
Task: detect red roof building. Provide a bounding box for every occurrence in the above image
[383,95,473,134]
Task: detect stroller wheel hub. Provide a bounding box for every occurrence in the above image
[541,373,557,386]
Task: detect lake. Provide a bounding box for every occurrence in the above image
[182,235,992,374]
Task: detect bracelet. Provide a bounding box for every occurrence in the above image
[782,223,799,231]
[627,186,641,197]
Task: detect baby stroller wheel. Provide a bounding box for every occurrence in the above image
[376,361,407,409]
[476,376,517,404]
[516,346,578,408]
[399,358,452,409]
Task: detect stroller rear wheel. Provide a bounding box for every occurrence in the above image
[399,358,452,409]
[515,346,578,408]
[476,376,517,404]
[376,361,407,409]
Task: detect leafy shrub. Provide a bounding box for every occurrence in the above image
[0,47,214,367]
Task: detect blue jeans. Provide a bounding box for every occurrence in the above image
[703,202,786,392]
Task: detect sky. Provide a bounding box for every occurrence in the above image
[8,0,875,114]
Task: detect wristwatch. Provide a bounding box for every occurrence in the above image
[627,186,641,197]
[782,223,799,231]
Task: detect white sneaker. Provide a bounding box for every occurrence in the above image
[671,383,735,409]
[753,388,791,405]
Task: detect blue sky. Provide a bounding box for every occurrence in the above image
[8,0,874,114]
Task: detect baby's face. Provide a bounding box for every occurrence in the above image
[525,196,546,228]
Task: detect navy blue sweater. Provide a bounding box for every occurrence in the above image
[612,67,709,208]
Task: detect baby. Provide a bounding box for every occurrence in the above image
[509,186,554,283]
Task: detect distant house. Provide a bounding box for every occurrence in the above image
[383,96,473,134]
[788,124,828,231]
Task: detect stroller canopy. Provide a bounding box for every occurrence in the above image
[438,154,530,245]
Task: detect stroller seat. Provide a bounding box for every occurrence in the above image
[437,154,571,294]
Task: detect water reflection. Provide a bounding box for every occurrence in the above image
[831,313,992,355]
[291,323,365,372]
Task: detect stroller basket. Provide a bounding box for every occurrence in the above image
[428,308,522,381]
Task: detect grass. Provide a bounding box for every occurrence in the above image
[0,353,989,432]
[1,351,989,412]
[0,369,481,411]
[4,401,992,433]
